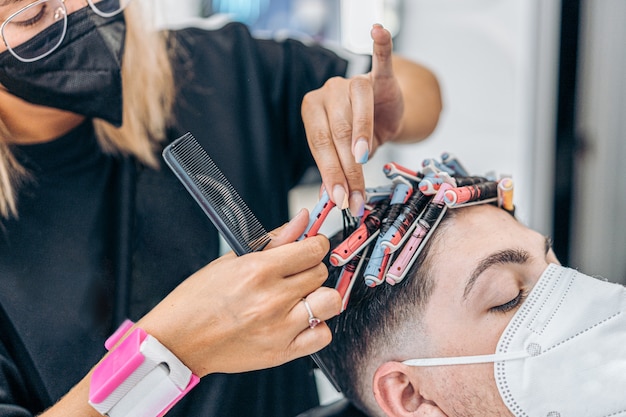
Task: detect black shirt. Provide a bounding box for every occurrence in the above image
[0,22,355,416]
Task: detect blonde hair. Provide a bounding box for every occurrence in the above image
[0,1,175,219]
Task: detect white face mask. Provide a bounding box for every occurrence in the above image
[403,263,626,417]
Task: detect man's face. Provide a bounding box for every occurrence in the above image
[386,204,559,416]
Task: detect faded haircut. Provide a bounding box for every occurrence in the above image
[317,209,459,416]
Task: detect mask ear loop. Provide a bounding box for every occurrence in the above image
[402,349,531,367]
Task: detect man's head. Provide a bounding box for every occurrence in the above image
[317,155,626,416]
[319,195,558,416]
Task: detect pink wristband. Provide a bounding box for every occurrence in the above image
[89,321,200,417]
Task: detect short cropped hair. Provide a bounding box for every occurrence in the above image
[318,209,459,416]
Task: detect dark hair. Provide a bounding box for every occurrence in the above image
[317,209,459,414]
[313,157,513,415]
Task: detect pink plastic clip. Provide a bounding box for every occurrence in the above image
[298,190,336,240]
[386,183,451,285]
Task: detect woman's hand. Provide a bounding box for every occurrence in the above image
[137,209,341,376]
[302,24,441,217]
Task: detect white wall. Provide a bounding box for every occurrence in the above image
[370,0,562,234]
[148,0,202,28]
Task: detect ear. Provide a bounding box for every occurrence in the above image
[373,361,447,417]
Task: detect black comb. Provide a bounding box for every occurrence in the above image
[163,132,271,255]
[163,132,341,393]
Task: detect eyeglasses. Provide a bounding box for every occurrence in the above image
[0,0,131,63]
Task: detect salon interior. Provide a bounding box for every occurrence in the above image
[151,0,626,404]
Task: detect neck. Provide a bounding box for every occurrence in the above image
[0,87,86,144]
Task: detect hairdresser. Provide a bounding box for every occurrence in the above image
[0,1,441,416]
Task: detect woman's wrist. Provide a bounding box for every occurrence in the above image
[88,321,199,417]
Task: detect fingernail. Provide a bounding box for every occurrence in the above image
[353,138,370,164]
[349,192,365,217]
[332,185,349,210]
[319,183,327,198]
[290,208,307,223]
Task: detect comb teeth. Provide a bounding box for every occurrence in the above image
[163,133,271,255]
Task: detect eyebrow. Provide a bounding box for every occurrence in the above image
[463,249,529,299]
[463,236,552,300]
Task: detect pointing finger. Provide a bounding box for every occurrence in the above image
[370,24,394,81]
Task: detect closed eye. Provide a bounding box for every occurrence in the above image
[490,289,527,313]
[11,4,47,27]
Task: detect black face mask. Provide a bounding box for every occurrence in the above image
[0,6,126,127]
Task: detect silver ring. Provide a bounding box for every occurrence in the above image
[302,298,321,329]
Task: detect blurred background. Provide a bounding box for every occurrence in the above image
[147,0,625,284]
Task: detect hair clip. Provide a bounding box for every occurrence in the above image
[497,177,515,214]
[362,179,415,287]
[443,181,499,208]
[335,253,368,312]
[298,189,336,240]
[380,191,431,252]
[422,158,455,176]
[330,201,390,266]
[383,162,423,183]
[363,243,393,287]
[365,185,395,204]
[441,152,469,176]
[326,155,516,311]
[418,172,456,195]
[454,175,490,187]
[386,183,451,285]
